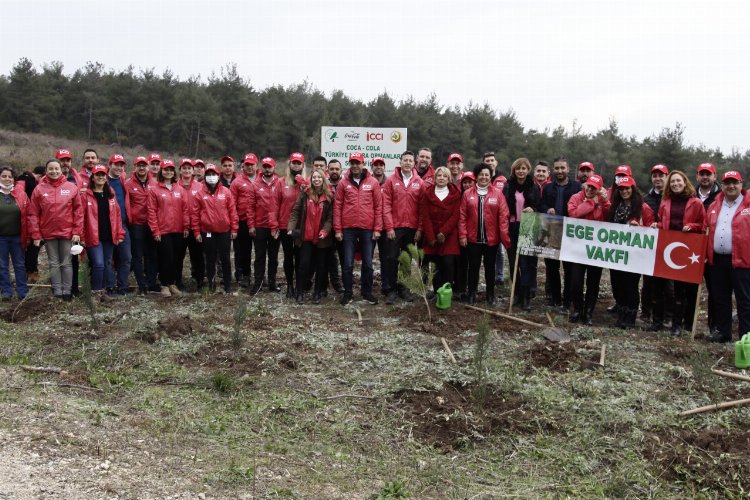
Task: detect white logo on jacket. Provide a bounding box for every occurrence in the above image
[362,184,373,191]
[488,197,497,205]
[60,189,70,195]
[741,208,750,216]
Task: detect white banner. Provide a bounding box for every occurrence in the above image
[321,126,407,176]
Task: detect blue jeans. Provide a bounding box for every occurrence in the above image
[113,226,131,293]
[0,235,27,298]
[87,242,115,291]
[342,228,374,295]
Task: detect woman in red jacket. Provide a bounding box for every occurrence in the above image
[147,160,189,297]
[28,159,83,301]
[276,153,307,298]
[191,165,238,293]
[0,167,30,300]
[82,165,126,293]
[459,163,511,306]
[652,170,706,336]
[420,166,461,297]
[567,174,611,324]
[287,168,333,304]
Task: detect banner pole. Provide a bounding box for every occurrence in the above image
[689,281,703,341]
[508,243,521,314]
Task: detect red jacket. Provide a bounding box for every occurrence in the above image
[28,175,84,240]
[191,184,239,237]
[275,178,305,230]
[419,183,461,255]
[230,173,256,222]
[249,176,278,230]
[382,168,425,231]
[82,189,126,247]
[657,196,705,232]
[706,191,750,267]
[459,185,511,248]
[124,172,155,225]
[417,165,435,185]
[147,182,189,237]
[333,169,383,232]
[4,188,30,249]
[567,191,611,221]
[492,175,508,191]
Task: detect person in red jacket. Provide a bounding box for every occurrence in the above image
[420,166,461,297]
[0,167,30,300]
[334,152,383,305]
[82,165,126,293]
[705,170,750,343]
[459,163,511,306]
[175,158,205,290]
[567,174,611,324]
[415,148,435,185]
[287,168,334,304]
[652,170,706,336]
[382,150,425,305]
[28,159,83,301]
[230,153,258,287]
[125,156,158,294]
[147,159,189,297]
[56,148,84,296]
[455,171,476,301]
[249,157,281,294]
[191,165,238,293]
[276,152,308,298]
[606,176,654,328]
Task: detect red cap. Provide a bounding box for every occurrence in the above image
[615,165,632,176]
[161,159,176,169]
[651,164,668,175]
[179,158,194,167]
[242,153,258,165]
[371,156,386,165]
[204,164,220,175]
[108,154,126,165]
[616,176,636,188]
[220,155,234,164]
[55,149,73,160]
[289,152,305,163]
[349,152,365,163]
[586,174,604,190]
[261,157,276,168]
[134,156,148,165]
[722,170,743,182]
[697,162,716,174]
[194,159,205,167]
[578,161,595,172]
[91,164,108,175]
[447,153,463,163]
[462,172,476,182]
[148,153,162,163]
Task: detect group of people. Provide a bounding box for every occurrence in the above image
[0,147,747,343]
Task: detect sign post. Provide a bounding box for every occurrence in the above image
[320,126,407,175]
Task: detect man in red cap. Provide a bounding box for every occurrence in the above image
[231,153,259,287]
[696,162,721,332]
[447,153,464,186]
[220,155,236,187]
[577,161,595,184]
[107,154,132,294]
[334,152,383,305]
[249,157,281,294]
[324,159,345,294]
[176,158,205,290]
[371,157,387,185]
[147,154,162,177]
[369,157,389,295]
[705,170,750,343]
[126,156,158,294]
[193,159,206,182]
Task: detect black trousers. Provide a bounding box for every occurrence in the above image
[671,280,699,330]
[297,242,328,294]
[545,258,572,307]
[709,255,750,339]
[157,233,184,286]
[234,220,253,282]
[322,239,344,290]
[25,242,41,273]
[432,254,456,292]
[253,227,280,287]
[130,223,158,289]
[384,227,417,293]
[467,243,498,297]
[456,247,469,295]
[570,263,603,313]
[280,232,299,288]
[508,222,536,289]
[176,232,204,287]
[610,270,641,311]
[203,232,232,292]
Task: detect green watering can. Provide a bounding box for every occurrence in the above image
[736,333,750,370]
[436,283,452,310]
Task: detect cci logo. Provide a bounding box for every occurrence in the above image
[390,131,402,143]
[367,132,384,141]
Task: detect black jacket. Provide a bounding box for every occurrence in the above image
[503,177,540,220]
[540,179,582,216]
[644,188,662,222]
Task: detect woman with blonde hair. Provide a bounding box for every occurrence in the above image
[277,152,308,298]
[287,168,333,304]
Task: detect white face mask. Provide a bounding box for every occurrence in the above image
[205,174,219,186]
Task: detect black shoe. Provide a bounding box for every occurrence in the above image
[558,305,569,314]
[312,292,321,305]
[340,292,353,305]
[138,286,148,296]
[362,293,379,305]
[268,283,281,292]
[584,309,594,326]
[386,291,398,305]
[459,293,468,303]
[705,333,731,343]
[467,292,476,305]
[607,303,619,314]
[286,285,295,299]
[250,283,263,294]
[486,294,497,307]
[296,293,304,305]
[648,321,664,332]
[398,288,414,302]
[569,311,581,323]
[62,294,73,302]
[671,326,682,337]
[332,281,345,294]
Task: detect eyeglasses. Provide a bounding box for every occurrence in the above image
[698,171,713,176]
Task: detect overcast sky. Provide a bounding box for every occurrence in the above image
[3,0,748,155]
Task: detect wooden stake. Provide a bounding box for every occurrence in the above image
[545,312,555,327]
[20,365,62,374]
[599,345,606,367]
[441,337,457,364]
[712,369,750,383]
[690,281,702,341]
[508,244,521,314]
[680,397,750,416]
[464,304,545,328]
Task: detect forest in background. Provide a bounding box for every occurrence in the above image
[1,58,749,185]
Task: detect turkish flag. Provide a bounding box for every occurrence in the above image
[652,229,708,284]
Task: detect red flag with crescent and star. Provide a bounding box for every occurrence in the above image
[652,229,708,284]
